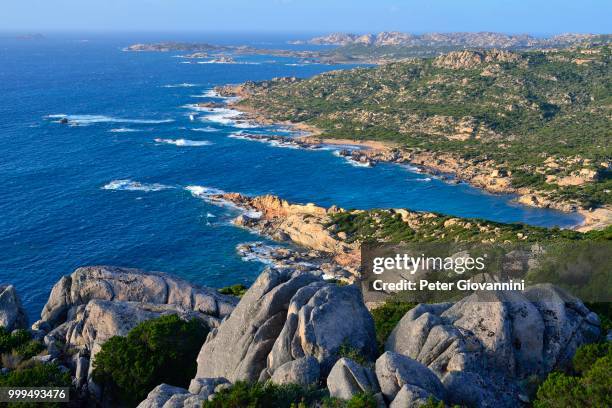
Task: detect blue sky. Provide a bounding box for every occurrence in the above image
[2,0,610,34]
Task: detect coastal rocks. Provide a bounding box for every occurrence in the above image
[195,268,377,383]
[375,352,445,404]
[385,286,600,407]
[0,285,28,331]
[218,193,353,256]
[327,358,380,400]
[270,356,320,386]
[36,266,237,330]
[136,384,190,408]
[44,299,213,352]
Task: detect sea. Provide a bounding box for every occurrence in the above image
[0,33,583,319]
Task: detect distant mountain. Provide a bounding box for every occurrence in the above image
[292,31,600,49]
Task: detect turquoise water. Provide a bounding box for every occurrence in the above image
[0,34,582,318]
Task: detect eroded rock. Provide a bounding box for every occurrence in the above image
[0,285,27,331]
[196,268,377,383]
[385,286,600,407]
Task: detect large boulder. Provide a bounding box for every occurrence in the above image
[270,356,320,386]
[196,268,377,383]
[375,352,445,404]
[385,286,601,407]
[36,266,237,330]
[0,285,28,331]
[327,358,379,400]
[136,384,190,408]
[44,299,215,351]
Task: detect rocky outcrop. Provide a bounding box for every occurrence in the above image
[195,268,377,383]
[385,285,601,407]
[376,351,446,405]
[270,356,320,386]
[0,285,28,331]
[45,299,214,352]
[433,49,521,69]
[31,266,237,406]
[35,266,237,331]
[327,358,380,399]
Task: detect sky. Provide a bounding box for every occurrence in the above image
[1,0,611,35]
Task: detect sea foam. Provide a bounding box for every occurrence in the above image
[154,138,212,147]
[102,179,173,192]
[47,114,174,126]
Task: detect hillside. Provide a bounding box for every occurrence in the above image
[225,45,612,211]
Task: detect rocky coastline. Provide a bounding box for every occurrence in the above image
[209,85,611,232]
[1,264,605,407]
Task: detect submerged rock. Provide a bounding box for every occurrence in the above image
[0,284,28,331]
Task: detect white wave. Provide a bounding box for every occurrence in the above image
[162,83,199,88]
[102,179,173,192]
[109,128,142,133]
[201,108,244,126]
[196,60,261,65]
[414,177,432,182]
[47,114,174,126]
[186,185,226,198]
[154,138,212,147]
[191,127,219,132]
[186,185,262,218]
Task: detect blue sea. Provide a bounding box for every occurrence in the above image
[0,33,583,319]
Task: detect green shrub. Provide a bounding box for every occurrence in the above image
[322,392,379,408]
[0,363,71,408]
[0,328,45,367]
[534,343,612,407]
[337,341,369,366]
[370,300,416,352]
[572,342,611,374]
[92,315,208,407]
[218,284,248,297]
[202,381,324,408]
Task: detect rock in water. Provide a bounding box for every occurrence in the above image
[385,285,601,407]
[0,285,28,331]
[195,268,377,383]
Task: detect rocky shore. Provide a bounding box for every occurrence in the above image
[211,85,611,232]
[1,265,604,407]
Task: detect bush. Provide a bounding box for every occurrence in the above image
[370,300,416,352]
[572,342,611,374]
[533,342,612,407]
[203,381,324,408]
[92,315,208,407]
[0,328,45,368]
[322,392,379,408]
[0,363,71,408]
[218,284,248,297]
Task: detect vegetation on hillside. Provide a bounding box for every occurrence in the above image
[238,44,612,207]
[533,340,612,407]
[92,315,208,407]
